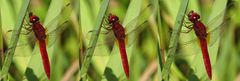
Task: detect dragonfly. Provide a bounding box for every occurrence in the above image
[4,8,70,79]
[175,10,227,80]
[3,3,72,80]
[26,11,69,79]
[87,5,153,79]
[28,12,52,79]
[106,13,130,78]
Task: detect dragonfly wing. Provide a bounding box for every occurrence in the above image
[84,29,116,56]
[11,37,37,57]
[44,3,71,47]
[206,26,222,47]
[124,4,154,47]
[206,9,227,46]
[45,21,69,47]
[125,4,152,34]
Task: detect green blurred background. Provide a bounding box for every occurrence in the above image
[0,0,240,81]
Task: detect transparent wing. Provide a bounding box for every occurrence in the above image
[124,4,154,47]
[46,20,69,47]
[5,33,37,57]
[124,4,152,34]
[43,3,72,47]
[4,17,37,57]
[85,29,116,56]
[206,9,227,46]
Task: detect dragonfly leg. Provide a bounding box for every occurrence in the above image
[21,23,33,35]
[181,28,193,33]
[183,22,193,29]
[21,29,33,35]
[102,25,112,30]
[101,15,112,29]
[181,22,193,33]
[7,24,32,35]
[23,25,32,31]
[183,14,193,24]
[102,15,109,24]
[21,18,32,31]
[101,30,111,34]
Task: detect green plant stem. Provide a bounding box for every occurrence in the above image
[156,0,163,80]
[0,0,30,79]
[79,0,109,80]
[161,0,189,80]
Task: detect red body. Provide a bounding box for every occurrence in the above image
[188,11,212,79]
[108,14,129,79]
[29,12,50,79]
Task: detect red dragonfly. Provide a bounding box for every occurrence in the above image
[180,10,226,80]
[97,11,149,78]
[88,5,152,79]
[13,11,68,79]
[107,14,130,78]
[6,4,70,80]
[28,12,51,79]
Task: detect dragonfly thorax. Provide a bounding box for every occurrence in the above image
[188,10,200,23]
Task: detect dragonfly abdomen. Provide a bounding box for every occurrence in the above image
[39,40,50,79]
[199,38,212,80]
[117,39,129,79]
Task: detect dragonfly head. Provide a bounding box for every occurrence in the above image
[108,13,119,24]
[188,10,200,22]
[29,12,40,24]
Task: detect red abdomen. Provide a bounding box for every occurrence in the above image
[112,22,129,78]
[39,41,51,79]
[117,39,129,79]
[199,38,212,79]
[193,21,212,79]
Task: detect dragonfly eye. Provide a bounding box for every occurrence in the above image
[112,17,118,22]
[108,14,119,23]
[192,14,200,20]
[29,12,40,23]
[29,16,39,23]
[193,16,196,19]
[112,18,115,21]
[187,10,201,22]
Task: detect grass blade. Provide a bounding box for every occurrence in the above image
[161,0,189,80]
[0,9,3,69]
[156,0,164,80]
[0,0,30,79]
[79,0,109,80]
